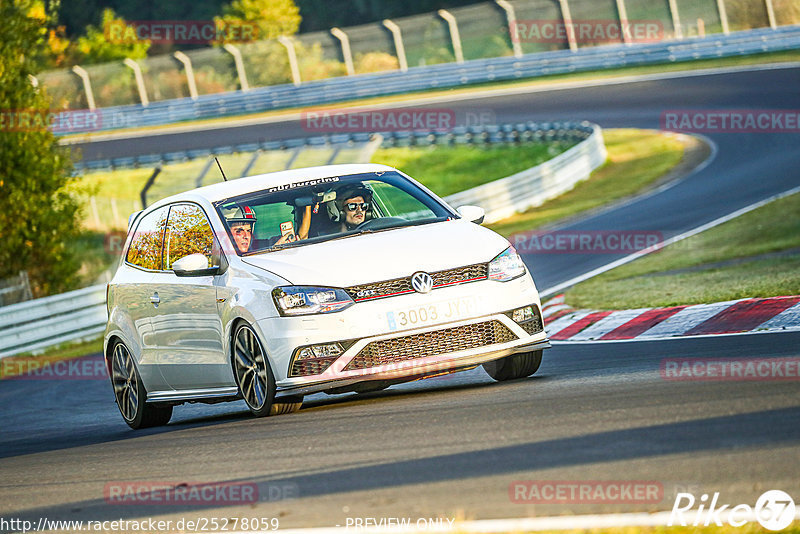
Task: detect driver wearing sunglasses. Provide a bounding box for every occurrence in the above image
[341,195,370,230]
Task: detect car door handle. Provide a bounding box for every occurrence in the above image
[150,293,160,305]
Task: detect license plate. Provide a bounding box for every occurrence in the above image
[386,297,478,331]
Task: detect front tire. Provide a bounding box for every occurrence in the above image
[110,342,172,429]
[483,350,543,381]
[232,323,276,417]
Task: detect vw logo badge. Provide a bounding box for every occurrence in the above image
[411,272,434,294]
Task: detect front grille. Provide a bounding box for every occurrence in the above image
[345,263,488,302]
[344,320,517,371]
[289,357,337,378]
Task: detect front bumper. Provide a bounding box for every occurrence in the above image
[258,274,547,393]
[276,333,550,396]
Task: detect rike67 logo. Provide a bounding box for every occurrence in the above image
[669,490,796,530]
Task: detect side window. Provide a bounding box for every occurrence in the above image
[164,204,215,270]
[126,206,169,270]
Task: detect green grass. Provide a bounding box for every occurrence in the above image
[488,129,686,236]
[565,192,800,309]
[371,142,574,198]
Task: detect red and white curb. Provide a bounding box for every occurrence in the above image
[541,295,800,342]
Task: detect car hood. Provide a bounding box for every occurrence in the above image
[241,220,510,287]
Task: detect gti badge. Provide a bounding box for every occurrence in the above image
[411,272,434,294]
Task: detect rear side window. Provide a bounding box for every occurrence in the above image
[163,204,215,270]
[126,206,169,270]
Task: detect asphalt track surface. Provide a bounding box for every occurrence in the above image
[2,65,799,530]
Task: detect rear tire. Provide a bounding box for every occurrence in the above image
[232,323,276,417]
[483,350,543,381]
[110,342,172,429]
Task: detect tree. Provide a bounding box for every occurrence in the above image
[75,8,149,64]
[0,0,84,297]
[217,0,301,41]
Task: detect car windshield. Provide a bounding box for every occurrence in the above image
[214,171,454,255]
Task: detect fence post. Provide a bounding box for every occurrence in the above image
[124,58,149,107]
[331,27,355,75]
[71,65,96,110]
[110,197,121,227]
[140,165,162,208]
[383,19,409,71]
[716,0,730,34]
[278,36,302,85]
[764,0,777,29]
[495,0,523,58]
[173,51,199,100]
[614,0,632,45]
[20,271,33,301]
[667,0,684,38]
[222,43,250,92]
[438,9,465,64]
[240,150,262,178]
[195,157,216,187]
[557,0,578,52]
[697,18,706,37]
[89,196,101,228]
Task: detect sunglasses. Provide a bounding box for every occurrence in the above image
[345,202,369,212]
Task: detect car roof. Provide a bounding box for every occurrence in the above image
[149,163,399,208]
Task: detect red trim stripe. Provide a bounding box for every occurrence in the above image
[684,296,800,336]
[550,311,613,340]
[353,277,487,302]
[599,306,687,340]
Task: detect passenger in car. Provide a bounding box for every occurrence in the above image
[222,205,257,253]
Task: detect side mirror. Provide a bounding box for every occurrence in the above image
[457,205,485,225]
[173,253,220,277]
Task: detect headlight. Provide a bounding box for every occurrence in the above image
[272,286,354,316]
[488,247,526,282]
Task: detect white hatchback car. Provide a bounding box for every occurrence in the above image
[104,164,550,428]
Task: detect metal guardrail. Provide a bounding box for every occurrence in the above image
[76,120,590,173]
[3,120,604,358]
[62,26,800,141]
[0,284,107,358]
[444,123,606,223]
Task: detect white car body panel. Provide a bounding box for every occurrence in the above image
[104,163,549,410]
